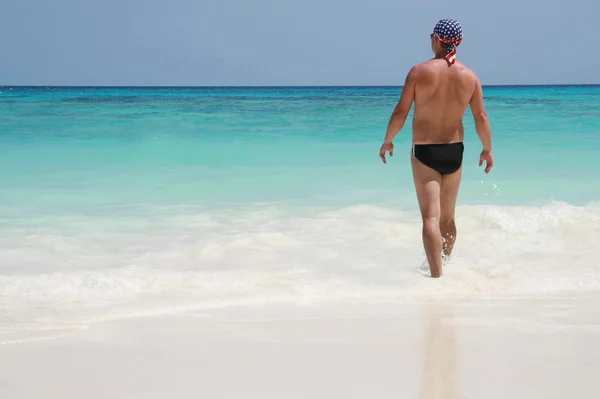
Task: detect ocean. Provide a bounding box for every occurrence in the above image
[1,85,600,344]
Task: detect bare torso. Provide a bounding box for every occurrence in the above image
[411,59,477,144]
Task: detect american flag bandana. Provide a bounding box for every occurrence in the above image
[433,19,463,65]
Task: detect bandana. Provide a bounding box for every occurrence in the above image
[433,19,463,65]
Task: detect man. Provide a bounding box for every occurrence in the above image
[379,18,494,278]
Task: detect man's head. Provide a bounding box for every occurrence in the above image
[430,18,463,65]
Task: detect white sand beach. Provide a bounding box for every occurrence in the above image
[3,0,600,396]
[2,293,599,399]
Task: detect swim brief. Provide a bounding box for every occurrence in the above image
[411,142,464,175]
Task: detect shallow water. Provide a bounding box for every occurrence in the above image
[1,85,599,343]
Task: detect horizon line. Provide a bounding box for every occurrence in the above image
[1,83,599,89]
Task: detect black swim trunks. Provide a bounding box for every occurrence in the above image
[411,142,464,175]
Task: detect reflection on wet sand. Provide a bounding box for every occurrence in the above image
[418,302,460,399]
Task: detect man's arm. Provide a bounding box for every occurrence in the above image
[383,66,418,144]
[469,76,492,151]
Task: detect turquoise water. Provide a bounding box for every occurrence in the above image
[2,86,599,209]
[1,85,600,343]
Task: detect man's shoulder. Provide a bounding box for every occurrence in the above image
[455,61,478,75]
[411,60,478,76]
[405,61,433,81]
[448,61,482,84]
[406,60,480,85]
[409,60,434,73]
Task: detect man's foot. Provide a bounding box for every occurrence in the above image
[418,260,431,277]
[418,259,445,278]
[418,253,453,277]
[442,253,454,266]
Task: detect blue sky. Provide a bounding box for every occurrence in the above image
[0,0,595,86]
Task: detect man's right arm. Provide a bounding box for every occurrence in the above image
[469,76,492,152]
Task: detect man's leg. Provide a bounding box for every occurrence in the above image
[439,167,462,257]
[411,156,443,278]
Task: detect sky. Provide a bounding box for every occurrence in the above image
[0,0,596,86]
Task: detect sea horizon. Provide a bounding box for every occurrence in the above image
[2,83,600,89]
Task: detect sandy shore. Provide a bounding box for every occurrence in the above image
[1,293,599,399]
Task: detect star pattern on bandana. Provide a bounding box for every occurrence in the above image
[433,18,463,65]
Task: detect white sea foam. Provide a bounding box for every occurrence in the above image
[1,201,599,343]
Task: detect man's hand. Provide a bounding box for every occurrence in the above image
[380,142,394,163]
[479,150,494,174]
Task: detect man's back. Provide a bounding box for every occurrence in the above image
[412,59,477,144]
